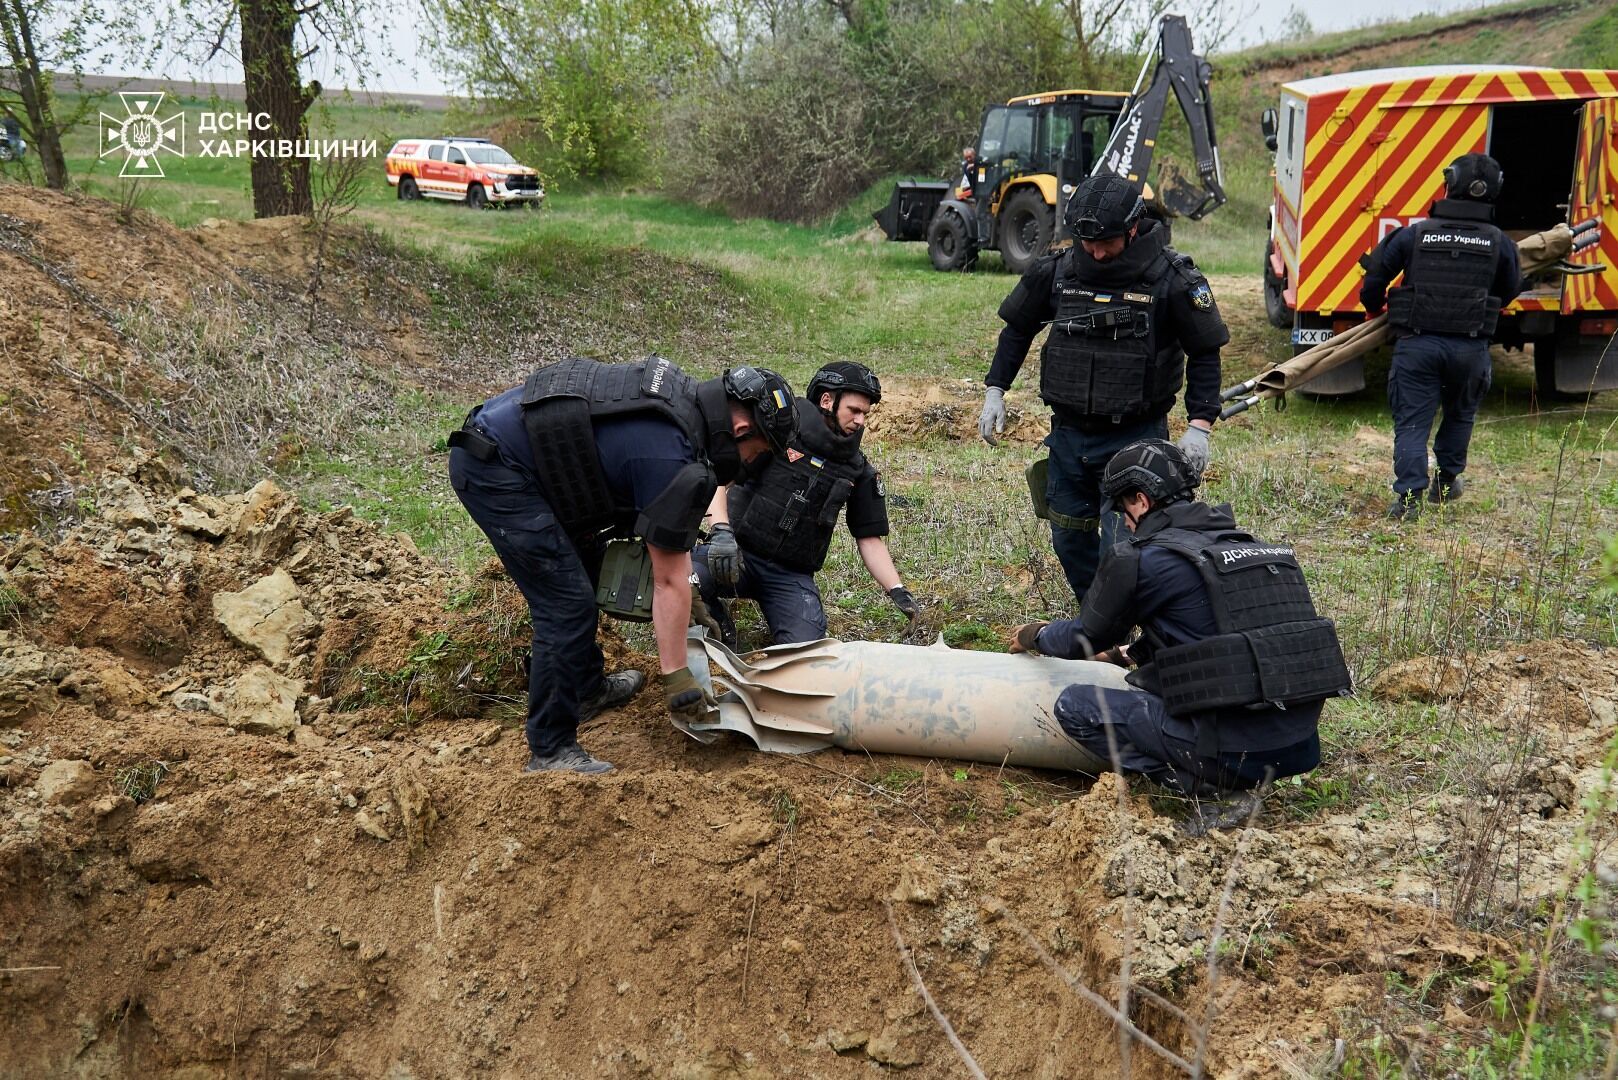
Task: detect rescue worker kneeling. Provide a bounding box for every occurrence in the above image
[449,356,796,774]
[694,362,917,646]
[1010,440,1350,826]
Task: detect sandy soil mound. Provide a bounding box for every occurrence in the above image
[2,462,1612,1076]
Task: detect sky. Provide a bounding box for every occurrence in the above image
[116,0,1521,97]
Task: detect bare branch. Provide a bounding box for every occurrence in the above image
[882,898,987,1080]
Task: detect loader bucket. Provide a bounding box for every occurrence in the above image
[873,181,951,241]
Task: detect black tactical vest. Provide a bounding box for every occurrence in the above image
[1132,526,1351,718]
[1387,218,1502,336]
[519,356,707,537]
[1039,250,1185,421]
[730,400,869,574]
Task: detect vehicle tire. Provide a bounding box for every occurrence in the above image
[399,176,419,201]
[466,184,487,210]
[1263,239,1292,330]
[998,188,1053,275]
[1530,336,1590,402]
[927,210,977,272]
[0,142,13,163]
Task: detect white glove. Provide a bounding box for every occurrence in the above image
[1177,424,1211,475]
[979,387,1006,446]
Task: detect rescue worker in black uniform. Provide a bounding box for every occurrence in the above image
[1360,153,1523,521]
[979,175,1230,600]
[1009,440,1350,830]
[694,362,918,645]
[448,356,797,774]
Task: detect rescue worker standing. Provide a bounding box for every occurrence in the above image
[979,175,1229,600]
[1009,440,1350,830]
[694,362,917,645]
[1360,153,1522,521]
[448,356,797,774]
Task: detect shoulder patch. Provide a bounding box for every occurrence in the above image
[874,472,885,498]
[1189,281,1214,310]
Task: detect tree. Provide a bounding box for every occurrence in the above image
[0,0,134,189]
[163,0,378,216]
[426,0,713,180]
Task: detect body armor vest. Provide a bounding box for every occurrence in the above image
[1131,525,1351,718]
[1039,250,1185,420]
[519,356,707,537]
[1387,218,1502,336]
[730,400,868,574]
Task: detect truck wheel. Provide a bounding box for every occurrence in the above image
[927,210,977,272]
[0,142,13,163]
[998,189,1053,275]
[399,176,419,201]
[1530,336,1590,402]
[466,184,487,210]
[1263,240,1291,330]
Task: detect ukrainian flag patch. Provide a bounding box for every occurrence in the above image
[771,389,788,409]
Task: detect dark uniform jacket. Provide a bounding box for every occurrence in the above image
[986,218,1228,428]
[1360,198,1523,335]
[1034,501,1336,754]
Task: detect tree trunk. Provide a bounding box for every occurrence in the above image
[1,0,69,189]
[240,0,316,217]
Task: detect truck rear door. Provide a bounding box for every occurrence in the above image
[1562,96,1618,316]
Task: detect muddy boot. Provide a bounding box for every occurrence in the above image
[1386,491,1422,522]
[524,743,615,774]
[1179,790,1264,838]
[1428,473,1465,505]
[579,670,646,724]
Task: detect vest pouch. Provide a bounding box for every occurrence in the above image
[1245,618,1352,705]
[1393,283,1498,336]
[1152,633,1264,716]
[1026,457,1050,521]
[595,539,654,622]
[818,478,855,527]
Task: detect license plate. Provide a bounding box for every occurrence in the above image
[1291,328,1334,345]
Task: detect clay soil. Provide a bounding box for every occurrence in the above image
[2,186,1614,1078]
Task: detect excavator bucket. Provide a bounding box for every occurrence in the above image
[873,181,951,241]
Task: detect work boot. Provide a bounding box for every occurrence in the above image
[579,670,646,724]
[1428,473,1465,505]
[1386,491,1423,522]
[1179,791,1264,838]
[524,743,615,774]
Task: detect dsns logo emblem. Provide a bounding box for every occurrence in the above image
[100,92,186,178]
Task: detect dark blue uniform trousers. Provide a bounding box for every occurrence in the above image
[1054,684,1321,795]
[449,448,605,757]
[1045,415,1168,600]
[693,546,828,645]
[1388,334,1492,496]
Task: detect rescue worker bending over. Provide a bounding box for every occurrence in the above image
[979,175,1229,600]
[1009,440,1350,829]
[449,356,797,774]
[1360,153,1522,522]
[694,362,917,645]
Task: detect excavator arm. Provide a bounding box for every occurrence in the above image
[1094,14,1226,220]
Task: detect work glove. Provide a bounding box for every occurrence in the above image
[1176,425,1211,476]
[1008,621,1048,655]
[662,667,718,724]
[978,387,1006,446]
[689,578,724,639]
[706,524,744,590]
[887,585,920,620]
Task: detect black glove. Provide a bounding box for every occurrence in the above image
[887,585,919,619]
[707,524,744,590]
[662,668,718,723]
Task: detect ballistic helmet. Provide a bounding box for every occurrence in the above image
[1100,439,1198,513]
[1443,153,1504,203]
[807,361,883,408]
[723,365,798,452]
[1065,175,1146,240]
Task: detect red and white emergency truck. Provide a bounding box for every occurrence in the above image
[1261,65,1618,395]
[384,137,544,209]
